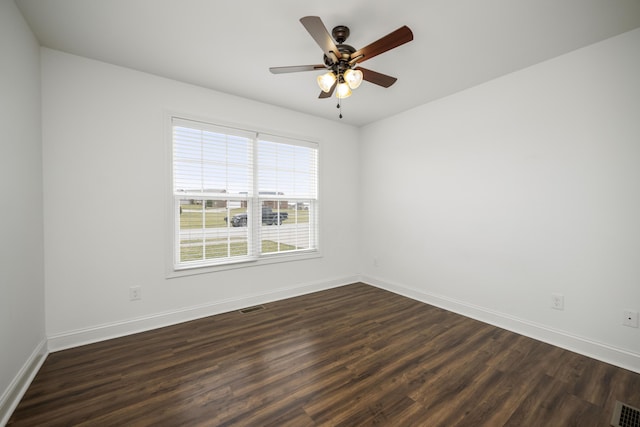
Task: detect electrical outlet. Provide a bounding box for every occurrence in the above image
[551,293,564,310]
[129,286,141,301]
[623,310,639,328]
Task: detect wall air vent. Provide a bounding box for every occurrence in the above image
[611,401,640,427]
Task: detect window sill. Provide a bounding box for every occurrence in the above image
[166,249,322,278]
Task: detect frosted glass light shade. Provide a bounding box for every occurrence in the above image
[336,82,352,99]
[317,72,337,92]
[344,68,363,89]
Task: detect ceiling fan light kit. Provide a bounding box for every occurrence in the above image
[343,68,363,90]
[317,71,336,92]
[270,16,413,118]
[336,80,352,99]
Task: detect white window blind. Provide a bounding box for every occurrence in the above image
[173,119,254,195]
[171,118,318,270]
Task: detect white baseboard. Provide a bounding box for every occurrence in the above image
[0,339,48,427]
[361,274,640,375]
[48,275,359,352]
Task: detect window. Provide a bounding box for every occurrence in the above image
[171,117,318,270]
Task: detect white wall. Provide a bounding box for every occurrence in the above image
[41,48,361,348]
[360,28,640,372]
[0,0,46,422]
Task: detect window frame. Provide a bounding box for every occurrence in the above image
[166,113,321,277]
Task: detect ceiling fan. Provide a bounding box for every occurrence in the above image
[270,16,413,113]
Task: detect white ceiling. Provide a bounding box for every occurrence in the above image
[15,0,640,127]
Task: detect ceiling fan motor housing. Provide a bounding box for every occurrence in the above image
[323,44,356,68]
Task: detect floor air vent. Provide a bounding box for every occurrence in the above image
[239,305,265,314]
[611,401,640,427]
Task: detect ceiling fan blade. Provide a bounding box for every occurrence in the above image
[300,16,340,63]
[270,64,326,74]
[352,26,413,64]
[319,81,337,98]
[358,67,398,88]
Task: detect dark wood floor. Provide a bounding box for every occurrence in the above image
[8,283,640,426]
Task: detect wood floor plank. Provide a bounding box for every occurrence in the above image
[7,283,640,426]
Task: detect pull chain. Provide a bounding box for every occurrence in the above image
[336,101,343,119]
